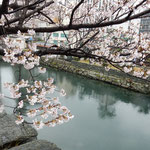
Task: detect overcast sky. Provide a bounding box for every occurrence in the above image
[0,0,2,4]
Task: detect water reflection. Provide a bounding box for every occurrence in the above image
[1,62,150,150]
[1,62,150,118]
[41,66,150,118]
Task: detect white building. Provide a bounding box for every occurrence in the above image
[48,31,69,46]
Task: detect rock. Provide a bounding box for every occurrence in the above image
[9,140,61,150]
[0,100,61,150]
[0,114,37,148]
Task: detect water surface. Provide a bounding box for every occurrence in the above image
[1,62,150,150]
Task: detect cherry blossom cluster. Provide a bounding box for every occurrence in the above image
[0,27,74,129]
[4,77,73,130]
[1,0,150,129]
[2,30,39,70]
[85,23,150,79]
[8,0,149,29]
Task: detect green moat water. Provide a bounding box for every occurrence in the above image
[1,62,150,150]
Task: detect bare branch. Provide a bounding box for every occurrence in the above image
[39,11,55,24]
[8,0,45,14]
[4,6,150,35]
[4,0,54,26]
[69,0,84,27]
[78,31,99,49]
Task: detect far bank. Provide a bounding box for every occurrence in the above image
[40,58,150,94]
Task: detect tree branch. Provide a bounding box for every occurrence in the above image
[0,0,9,18]
[78,31,99,49]
[69,0,84,27]
[4,7,150,35]
[39,11,55,24]
[4,0,54,26]
[8,0,45,14]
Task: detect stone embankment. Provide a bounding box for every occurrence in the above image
[0,100,61,150]
[41,58,150,94]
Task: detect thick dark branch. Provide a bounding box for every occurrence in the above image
[35,47,102,60]
[34,47,134,66]
[0,0,9,18]
[135,0,147,9]
[0,44,149,71]
[4,7,150,35]
[3,14,10,27]
[69,0,84,27]
[0,46,96,59]
[0,49,5,55]
[18,0,29,26]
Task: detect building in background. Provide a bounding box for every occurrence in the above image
[140,14,150,32]
[48,31,69,46]
[34,20,48,41]
[35,15,69,47]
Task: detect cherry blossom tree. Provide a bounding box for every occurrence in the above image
[0,0,150,129]
[0,29,74,130]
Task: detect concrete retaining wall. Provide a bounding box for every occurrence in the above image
[41,58,150,94]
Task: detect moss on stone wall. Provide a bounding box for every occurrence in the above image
[41,58,150,94]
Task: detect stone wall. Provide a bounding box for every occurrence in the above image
[0,98,61,150]
[41,58,150,94]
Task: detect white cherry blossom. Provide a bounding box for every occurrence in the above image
[33,119,44,130]
[15,115,24,125]
[38,67,46,74]
[17,100,24,109]
[27,109,37,118]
